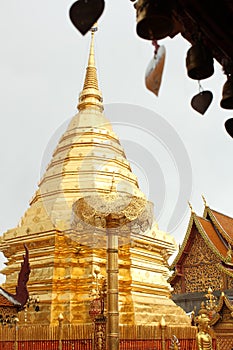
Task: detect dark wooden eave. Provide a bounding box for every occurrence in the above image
[174,0,233,65]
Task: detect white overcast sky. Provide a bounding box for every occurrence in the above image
[0,1,232,281]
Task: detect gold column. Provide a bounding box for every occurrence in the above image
[107,226,119,350]
[72,193,153,350]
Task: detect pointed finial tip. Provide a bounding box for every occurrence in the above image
[91,23,98,32]
[77,22,103,112]
[202,194,207,206]
[188,201,194,212]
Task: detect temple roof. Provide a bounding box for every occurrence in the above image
[171,202,233,270]
[204,207,233,245]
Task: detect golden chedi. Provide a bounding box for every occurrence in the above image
[0,28,190,327]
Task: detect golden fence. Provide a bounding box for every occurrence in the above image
[0,324,214,350]
[0,324,196,341]
[0,324,92,341]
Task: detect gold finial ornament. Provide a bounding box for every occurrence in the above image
[188,201,194,212]
[78,24,103,111]
[202,194,207,206]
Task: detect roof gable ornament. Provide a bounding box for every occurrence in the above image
[201,194,207,207]
[202,195,209,218]
[188,201,194,213]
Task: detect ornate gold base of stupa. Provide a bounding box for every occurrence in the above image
[1,219,190,326]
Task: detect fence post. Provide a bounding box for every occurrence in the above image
[160,316,166,350]
[14,317,19,350]
[94,315,107,350]
[58,313,64,350]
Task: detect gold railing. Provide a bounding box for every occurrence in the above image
[0,324,219,350]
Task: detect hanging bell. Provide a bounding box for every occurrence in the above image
[69,0,105,35]
[186,42,214,80]
[190,81,213,115]
[220,75,233,110]
[191,90,213,115]
[225,118,233,138]
[136,0,173,40]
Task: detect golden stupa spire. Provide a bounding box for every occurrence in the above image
[78,25,103,111]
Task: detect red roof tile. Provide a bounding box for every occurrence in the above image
[196,216,228,259]
[210,209,233,243]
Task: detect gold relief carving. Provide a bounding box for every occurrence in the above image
[181,234,223,292]
[184,263,223,293]
[131,241,158,253]
[172,280,182,294]
[33,216,40,223]
[160,249,170,266]
[226,275,233,289]
[186,234,218,266]
[221,306,233,323]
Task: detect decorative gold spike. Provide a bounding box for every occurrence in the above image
[78,25,103,111]
[201,194,207,206]
[188,201,193,212]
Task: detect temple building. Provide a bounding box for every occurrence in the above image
[170,197,233,313]
[0,28,190,327]
[169,199,233,348]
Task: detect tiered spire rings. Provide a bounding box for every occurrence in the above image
[78,25,103,111]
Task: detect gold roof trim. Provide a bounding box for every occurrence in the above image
[217,262,233,278]
[193,215,226,261]
[170,208,230,270]
[209,291,233,326]
[170,211,195,269]
[202,195,209,218]
[78,26,103,112]
[206,207,233,246]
